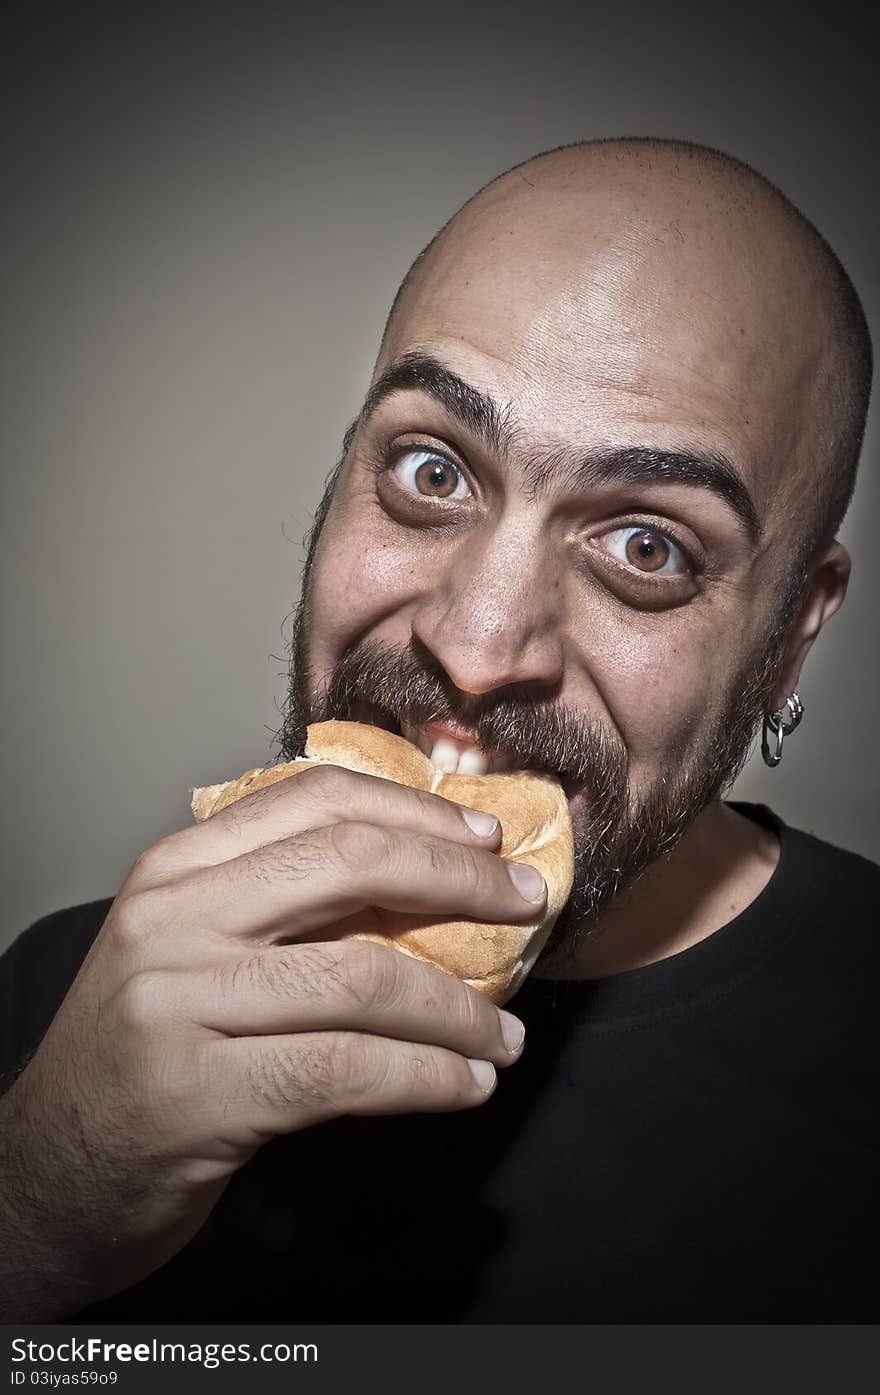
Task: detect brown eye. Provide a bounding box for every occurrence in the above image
[393,449,471,501]
[416,459,457,497]
[603,526,688,576]
[625,530,669,572]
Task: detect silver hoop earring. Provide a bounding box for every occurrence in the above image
[761,691,804,768]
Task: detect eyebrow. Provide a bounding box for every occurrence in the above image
[524,444,762,545]
[361,351,515,455]
[360,350,761,545]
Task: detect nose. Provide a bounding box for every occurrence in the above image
[409,516,565,696]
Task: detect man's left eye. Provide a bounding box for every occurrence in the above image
[392,450,472,501]
[601,526,689,576]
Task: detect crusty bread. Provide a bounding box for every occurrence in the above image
[191,720,575,1004]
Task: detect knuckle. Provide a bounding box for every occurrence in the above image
[339,939,403,1012]
[401,1048,476,1105]
[406,1049,448,1093]
[296,762,359,805]
[415,837,485,897]
[414,787,441,814]
[452,982,488,1038]
[328,820,397,880]
[253,1035,377,1112]
[325,1033,381,1097]
[110,889,162,947]
[127,838,173,886]
[113,968,169,1032]
[447,841,484,896]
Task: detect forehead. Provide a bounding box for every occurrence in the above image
[379,181,830,515]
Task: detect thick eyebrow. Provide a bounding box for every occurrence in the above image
[360,351,761,545]
[361,350,514,455]
[522,445,762,545]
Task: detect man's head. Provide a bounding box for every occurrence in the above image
[279,138,871,954]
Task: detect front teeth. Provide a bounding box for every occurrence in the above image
[429,738,489,775]
[400,721,490,775]
[429,737,464,773]
[455,746,490,775]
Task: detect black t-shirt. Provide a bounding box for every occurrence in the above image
[2,802,878,1322]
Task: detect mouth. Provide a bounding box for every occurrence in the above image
[347,701,586,800]
[400,717,514,775]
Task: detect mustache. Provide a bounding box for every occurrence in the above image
[312,637,628,789]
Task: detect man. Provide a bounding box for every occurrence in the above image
[0,137,877,1322]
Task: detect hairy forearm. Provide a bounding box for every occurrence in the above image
[0,1085,98,1321]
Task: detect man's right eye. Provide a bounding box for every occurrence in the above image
[391,449,473,502]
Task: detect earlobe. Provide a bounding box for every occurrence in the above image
[768,541,851,709]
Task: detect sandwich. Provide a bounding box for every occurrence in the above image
[191,719,575,1004]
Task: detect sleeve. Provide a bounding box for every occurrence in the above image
[0,898,113,1092]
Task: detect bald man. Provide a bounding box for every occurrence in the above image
[1,139,877,1323]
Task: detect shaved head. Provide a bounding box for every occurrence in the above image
[380,138,871,581]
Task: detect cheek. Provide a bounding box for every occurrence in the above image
[574,608,723,769]
[306,507,423,674]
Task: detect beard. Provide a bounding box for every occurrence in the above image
[277,567,794,964]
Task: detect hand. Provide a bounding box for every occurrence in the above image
[0,763,545,1318]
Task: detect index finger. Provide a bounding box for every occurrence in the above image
[133,763,502,887]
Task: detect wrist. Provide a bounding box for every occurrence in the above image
[0,1083,98,1320]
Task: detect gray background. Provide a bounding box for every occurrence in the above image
[2,5,877,951]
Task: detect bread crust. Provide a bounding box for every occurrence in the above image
[191,720,575,1003]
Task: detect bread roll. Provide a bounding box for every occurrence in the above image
[191,720,574,1003]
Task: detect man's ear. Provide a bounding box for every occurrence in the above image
[768,541,851,710]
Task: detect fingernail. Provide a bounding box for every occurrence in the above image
[507,860,546,902]
[459,806,499,838]
[498,1010,525,1054]
[467,1059,497,1093]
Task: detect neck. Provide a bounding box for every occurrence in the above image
[534,799,780,982]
